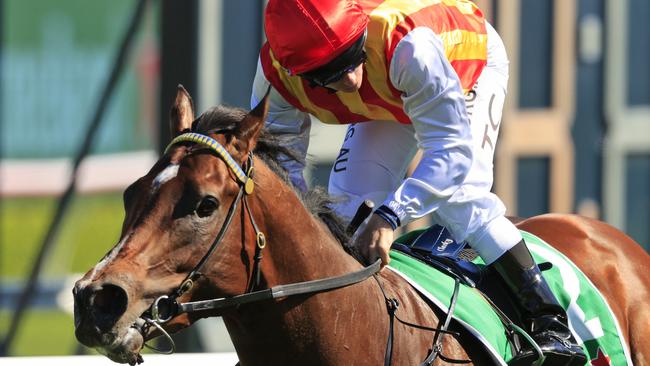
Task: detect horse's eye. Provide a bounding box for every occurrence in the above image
[196,196,219,218]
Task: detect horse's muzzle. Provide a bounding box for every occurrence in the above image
[73,282,129,347]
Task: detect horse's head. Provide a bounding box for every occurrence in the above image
[72,86,269,364]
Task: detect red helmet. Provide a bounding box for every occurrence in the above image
[264,0,369,75]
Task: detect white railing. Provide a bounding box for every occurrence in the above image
[0,151,157,196]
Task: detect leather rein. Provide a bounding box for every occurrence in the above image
[135,132,381,353]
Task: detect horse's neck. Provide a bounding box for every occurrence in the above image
[224,167,387,365]
[253,163,361,284]
[226,162,471,364]
[226,163,377,364]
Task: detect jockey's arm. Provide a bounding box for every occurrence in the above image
[356,28,476,267]
[251,58,312,191]
[381,27,474,229]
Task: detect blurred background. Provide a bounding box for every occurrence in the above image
[0,0,648,361]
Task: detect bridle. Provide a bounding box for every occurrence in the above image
[145,132,257,324]
[135,132,381,353]
[132,132,468,366]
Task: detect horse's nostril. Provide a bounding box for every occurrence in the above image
[91,284,128,331]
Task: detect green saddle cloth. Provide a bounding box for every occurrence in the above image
[388,230,631,365]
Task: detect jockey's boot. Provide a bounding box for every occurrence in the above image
[490,240,587,366]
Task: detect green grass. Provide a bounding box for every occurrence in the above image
[1,192,125,278]
[1,192,125,356]
[0,310,84,356]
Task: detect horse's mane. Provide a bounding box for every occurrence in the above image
[194,105,352,249]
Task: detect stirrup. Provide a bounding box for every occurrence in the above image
[507,323,587,366]
[507,323,545,366]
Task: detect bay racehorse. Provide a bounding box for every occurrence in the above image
[73,86,650,365]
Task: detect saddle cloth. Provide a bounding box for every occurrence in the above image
[388,225,632,365]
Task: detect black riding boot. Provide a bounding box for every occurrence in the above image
[490,240,587,366]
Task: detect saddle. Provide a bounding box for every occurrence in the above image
[392,225,484,288]
[391,225,552,362]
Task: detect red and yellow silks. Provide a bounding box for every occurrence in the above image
[261,0,488,125]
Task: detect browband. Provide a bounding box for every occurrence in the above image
[165,132,254,194]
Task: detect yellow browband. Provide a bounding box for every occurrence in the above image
[165,132,254,194]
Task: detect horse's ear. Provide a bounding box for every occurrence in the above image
[169,84,195,138]
[237,88,270,152]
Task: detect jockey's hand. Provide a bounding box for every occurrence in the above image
[354,214,394,268]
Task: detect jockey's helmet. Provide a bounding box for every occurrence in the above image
[264,0,369,76]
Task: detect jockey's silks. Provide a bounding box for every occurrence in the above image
[260,0,488,125]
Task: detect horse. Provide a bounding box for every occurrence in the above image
[73,86,650,365]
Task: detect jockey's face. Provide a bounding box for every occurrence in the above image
[298,31,367,92]
[326,63,364,92]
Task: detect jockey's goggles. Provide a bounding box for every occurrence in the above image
[299,30,367,88]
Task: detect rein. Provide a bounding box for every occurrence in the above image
[138,132,381,352]
[175,259,381,313]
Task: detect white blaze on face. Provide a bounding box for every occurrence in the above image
[77,233,131,287]
[77,164,179,288]
[152,164,180,191]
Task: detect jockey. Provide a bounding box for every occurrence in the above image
[251,0,586,364]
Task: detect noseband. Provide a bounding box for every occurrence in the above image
[137,132,380,354]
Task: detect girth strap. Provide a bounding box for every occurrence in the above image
[421,279,462,365]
